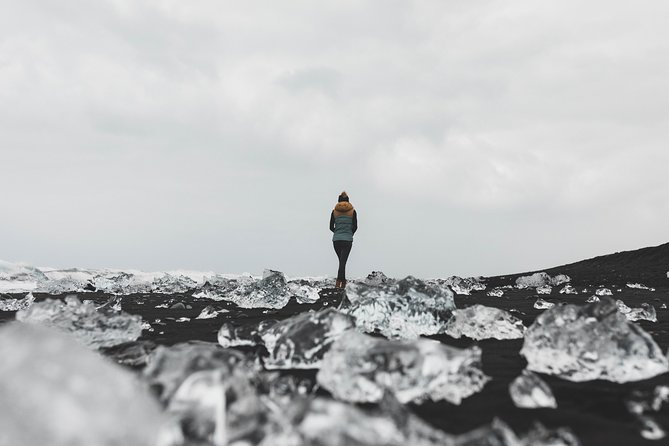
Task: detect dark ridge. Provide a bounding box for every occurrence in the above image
[486,242,669,287]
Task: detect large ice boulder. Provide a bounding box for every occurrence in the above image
[345,276,455,339]
[16,295,143,348]
[260,308,355,369]
[317,330,489,405]
[0,323,165,446]
[516,272,570,289]
[443,304,525,340]
[520,297,669,382]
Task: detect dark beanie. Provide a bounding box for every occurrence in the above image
[338,192,349,202]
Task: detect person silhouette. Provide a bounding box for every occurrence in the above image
[329,191,357,289]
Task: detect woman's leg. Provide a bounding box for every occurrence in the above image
[335,241,352,281]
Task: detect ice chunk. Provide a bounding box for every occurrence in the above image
[100,340,157,367]
[453,418,521,445]
[536,285,552,295]
[559,285,578,295]
[0,260,47,292]
[260,395,452,446]
[195,305,228,319]
[595,287,613,296]
[516,272,551,289]
[144,341,254,402]
[16,295,142,348]
[218,319,278,348]
[534,298,555,310]
[551,274,571,286]
[364,270,391,286]
[151,273,198,294]
[345,276,455,339]
[440,276,487,295]
[0,292,35,311]
[586,295,599,303]
[520,297,669,382]
[0,323,165,446]
[509,370,557,409]
[638,416,666,440]
[443,305,525,340]
[516,273,570,289]
[627,283,655,291]
[260,308,355,369]
[287,279,321,304]
[317,330,489,404]
[487,288,505,297]
[616,300,657,322]
[520,422,581,446]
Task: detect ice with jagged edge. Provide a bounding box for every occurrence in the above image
[536,285,552,295]
[317,330,489,405]
[596,287,613,296]
[0,292,35,311]
[509,370,557,409]
[0,323,165,446]
[443,304,525,340]
[260,308,355,369]
[344,276,455,339]
[488,287,505,297]
[432,276,486,295]
[520,296,669,382]
[16,295,143,348]
[260,394,453,446]
[201,270,322,308]
[0,260,48,293]
[195,305,228,319]
[616,300,657,322]
[560,285,578,295]
[218,320,277,348]
[627,283,655,291]
[516,272,570,289]
[534,298,555,310]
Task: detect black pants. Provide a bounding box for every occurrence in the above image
[333,241,353,281]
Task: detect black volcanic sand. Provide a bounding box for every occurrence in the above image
[1,243,669,446]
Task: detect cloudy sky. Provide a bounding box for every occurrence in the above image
[1,0,668,278]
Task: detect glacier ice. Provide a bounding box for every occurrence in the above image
[559,285,578,295]
[520,297,669,382]
[260,308,355,369]
[509,370,557,409]
[0,322,165,446]
[151,273,198,294]
[317,330,489,404]
[443,304,525,340]
[586,295,600,303]
[625,385,669,440]
[516,272,570,289]
[521,422,581,446]
[534,298,555,310]
[259,394,452,446]
[627,283,655,291]
[437,276,486,295]
[344,276,455,339]
[0,260,47,292]
[217,319,278,348]
[143,341,255,402]
[536,285,552,295]
[487,287,505,297]
[100,340,157,367]
[0,292,35,311]
[595,287,613,296]
[616,300,657,322]
[195,305,228,319]
[16,295,143,348]
[363,270,391,286]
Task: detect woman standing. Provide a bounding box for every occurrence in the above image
[329,191,357,289]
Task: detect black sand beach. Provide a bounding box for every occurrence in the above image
[1,243,668,445]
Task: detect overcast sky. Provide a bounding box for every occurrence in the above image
[1,0,668,279]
